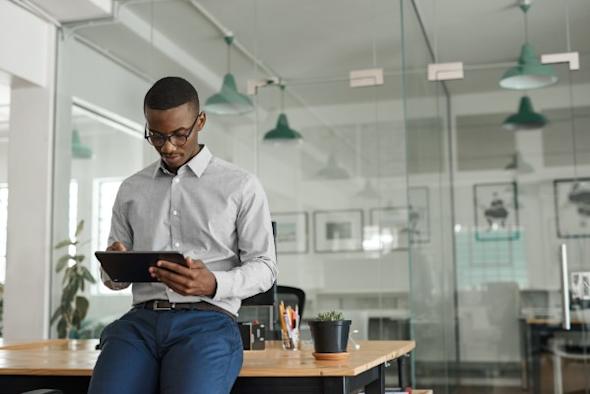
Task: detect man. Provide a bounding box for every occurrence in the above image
[88,76,277,394]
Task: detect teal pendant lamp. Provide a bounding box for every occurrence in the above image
[316,153,350,179]
[72,129,92,159]
[499,2,557,90]
[263,85,302,142]
[204,35,254,115]
[503,95,547,130]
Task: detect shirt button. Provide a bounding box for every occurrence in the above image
[174,242,180,248]
[172,210,178,216]
[173,178,180,184]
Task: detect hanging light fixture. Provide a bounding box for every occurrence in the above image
[499,1,557,90]
[503,95,547,130]
[316,153,350,179]
[356,179,380,199]
[72,129,92,159]
[263,85,302,142]
[204,35,254,115]
[504,151,534,173]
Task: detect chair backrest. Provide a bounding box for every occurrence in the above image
[241,284,277,307]
[277,285,305,320]
[241,221,277,307]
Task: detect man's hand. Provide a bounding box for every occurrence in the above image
[107,241,127,252]
[149,258,217,297]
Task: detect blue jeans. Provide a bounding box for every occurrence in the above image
[88,308,243,394]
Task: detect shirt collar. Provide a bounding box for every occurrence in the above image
[153,145,212,178]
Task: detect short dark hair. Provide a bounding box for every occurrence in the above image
[144,76,200,113]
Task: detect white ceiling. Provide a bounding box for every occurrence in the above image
[29,0,112,22]
[19,0,590,176]
[415,0,590,94]
[12,0,590,102]
[417,0,590,65]
[59,0,590,103]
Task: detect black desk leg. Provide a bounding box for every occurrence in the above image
[322,376,349,394]
[365,364,385,394]
[398,356,405,389]
[531,329,542,394]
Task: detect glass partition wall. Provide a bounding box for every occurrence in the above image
[49,0,589,392]
[401,0,457,391]
[419,0,590,392]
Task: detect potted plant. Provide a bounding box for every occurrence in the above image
[50,220,96,338]
[308,310,352,356]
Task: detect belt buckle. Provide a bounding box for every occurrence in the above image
[153,300,174,311]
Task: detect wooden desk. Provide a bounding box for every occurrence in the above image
[0,339,415,394]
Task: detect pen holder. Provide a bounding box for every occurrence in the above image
[281,328,301,351]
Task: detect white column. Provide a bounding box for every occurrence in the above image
[3,30,57,341]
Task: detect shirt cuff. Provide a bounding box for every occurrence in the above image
[101,268,130,290]
[211,270,234,300]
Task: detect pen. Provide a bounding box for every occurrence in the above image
[279,302,287,332]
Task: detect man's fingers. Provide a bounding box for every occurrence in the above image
[156,260,192,276]
[107,241,127,252]
[150,266,190,287]
[186,258,206,269]
[150,268,193,295]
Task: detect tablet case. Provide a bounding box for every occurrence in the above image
[95,251,186,283]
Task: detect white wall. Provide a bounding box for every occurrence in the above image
[2,1,57,339]
[0,2,53,87]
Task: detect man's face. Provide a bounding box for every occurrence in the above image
[145,102,206,172]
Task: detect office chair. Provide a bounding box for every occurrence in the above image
[551,335,590,394]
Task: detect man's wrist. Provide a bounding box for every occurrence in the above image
[209,275,218,298]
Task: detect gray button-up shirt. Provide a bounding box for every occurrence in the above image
[101,145,277,316]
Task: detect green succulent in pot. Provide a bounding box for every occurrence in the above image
[308,310,352,354]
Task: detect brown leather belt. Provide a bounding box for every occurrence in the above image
[135,300,236,321]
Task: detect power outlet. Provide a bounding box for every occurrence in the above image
[571,272,590,300]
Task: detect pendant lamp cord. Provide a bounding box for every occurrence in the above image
[150,0,154,77]
[523,5,529,43]
[372,0,378,67]
[564,0,578,179]
[227,39,231,73]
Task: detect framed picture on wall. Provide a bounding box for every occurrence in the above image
[272,212,308,254]
[408,186,430,243]
[314,210,363,253]
[473,182,520,241]
[369,207,410,250]
[554,178,590,238]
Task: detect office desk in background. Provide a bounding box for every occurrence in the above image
[0,339,416,394]
[520,316,588,394]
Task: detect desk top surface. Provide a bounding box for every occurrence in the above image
[0,339,415,377]
[525,318,587,326]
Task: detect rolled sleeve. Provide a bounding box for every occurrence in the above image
[101,184,133,291]
[212,175,277,301]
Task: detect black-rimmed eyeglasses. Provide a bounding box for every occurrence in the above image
[144,114,201,148]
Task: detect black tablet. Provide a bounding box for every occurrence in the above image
[95,251,187,283]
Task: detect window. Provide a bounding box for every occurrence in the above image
[92,178,127,295]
